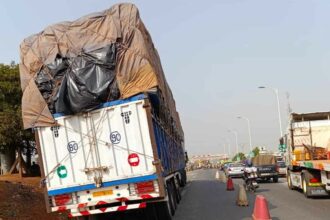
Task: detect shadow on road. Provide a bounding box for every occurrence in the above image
[174,179,259,220]
[256,188,270,193]
[94,208,147,220]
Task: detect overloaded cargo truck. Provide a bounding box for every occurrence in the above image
[19,3,186,219]
[286,112,330,197]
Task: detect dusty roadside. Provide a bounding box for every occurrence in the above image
[0,175,66,220]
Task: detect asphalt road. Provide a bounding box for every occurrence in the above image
[174,169,253,220]
[176,169,330,220]
[94,169,330,220]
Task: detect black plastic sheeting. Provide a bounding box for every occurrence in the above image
[35,44,120,115]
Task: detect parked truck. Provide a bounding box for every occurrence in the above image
[286,112,330,197]
[19,3,186,219]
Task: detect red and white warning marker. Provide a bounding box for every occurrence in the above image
[128,153,140,166]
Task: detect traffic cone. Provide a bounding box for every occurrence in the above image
[236,184,248,206]
[215,170,220,179]
[226,177,234,191]
[252,195,271,220]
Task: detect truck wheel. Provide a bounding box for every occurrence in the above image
[174,178,182,203]
[166,181,176,215]
[287,171,294,190]
[273,176,279,183]
[180,170,187,187]
[151,202,172,220]
[302,174,311,198]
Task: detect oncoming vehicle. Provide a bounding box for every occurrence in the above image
[225,163,245,178]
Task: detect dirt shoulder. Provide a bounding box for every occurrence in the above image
[0,174,66,220]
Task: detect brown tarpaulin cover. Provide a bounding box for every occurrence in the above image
[252,155,276,166]
[19,3,183,137]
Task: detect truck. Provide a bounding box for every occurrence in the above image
[36,92,186,218]
[19,3,186,219]
[286,112,330,197]
[252,154,279,183]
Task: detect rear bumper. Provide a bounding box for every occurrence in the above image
[257,173,278,178]
[49,177,161,217]
[228,172,244,177]
[309,186,329,197]
[278,172,286,177]
[68,202,147,218]
[52,193,160,212]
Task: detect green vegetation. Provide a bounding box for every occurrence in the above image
[0,63,34,173]
[252,147,260,157]
[232,152,246,161]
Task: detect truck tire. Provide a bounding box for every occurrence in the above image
[179,170,187,187]
[287,171,294,190]
[302,174,311,198]
[273,176,279,183]
[166,181,176,215]
[174,177,182,203]
[150,202,172,220]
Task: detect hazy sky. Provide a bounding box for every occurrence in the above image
[1,0,330,155]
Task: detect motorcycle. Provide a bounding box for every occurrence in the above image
[243,166,259,192]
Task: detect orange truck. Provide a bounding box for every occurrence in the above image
[286,112,330,197]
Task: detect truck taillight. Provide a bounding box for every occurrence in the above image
[54,194,72,206]
[135,181,155,194]
[309,178,319,183]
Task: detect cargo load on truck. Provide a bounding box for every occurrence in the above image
[252,155,276,166]
[19,3,186,219]
[19,3,182,140]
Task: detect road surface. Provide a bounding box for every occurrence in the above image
[96,169,330,220]
[175,169,330,220]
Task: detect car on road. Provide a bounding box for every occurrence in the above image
[220,162,231,171]
[225,163,245,178]
[277,161,287,177]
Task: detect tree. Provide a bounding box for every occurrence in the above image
[232,152,246,161]
[252,147,260,157]
[0,63,34,174]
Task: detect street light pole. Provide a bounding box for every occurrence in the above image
[228,130,239,155]
[222,138,231,159]
[227,139,231,158]
[223,143,226,156]
[237,116,252,152]
[258,86,283,137]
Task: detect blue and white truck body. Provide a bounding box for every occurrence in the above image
[35,93,186,218]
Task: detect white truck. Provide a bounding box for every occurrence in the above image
[286,112,330,197]
[36,93,186,218]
